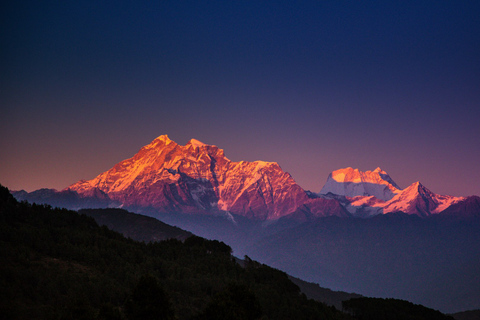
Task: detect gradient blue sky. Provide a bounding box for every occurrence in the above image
[1,1,479,196]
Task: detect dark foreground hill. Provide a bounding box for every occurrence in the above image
[80,208,364,310]
[0,185,454,320]
[0,185,348,320]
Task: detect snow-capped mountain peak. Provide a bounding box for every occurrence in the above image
[320,167,401,201]
[65,135,323,220]
[382,181,464,217]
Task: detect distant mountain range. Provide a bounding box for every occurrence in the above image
[11,135,480,313]
[13,135,480,220]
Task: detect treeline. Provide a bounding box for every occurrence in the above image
[342,298,454,320]
[0,185,347,320]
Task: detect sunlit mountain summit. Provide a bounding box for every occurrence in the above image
[65,135,345,221]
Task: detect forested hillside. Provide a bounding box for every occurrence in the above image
[78,208,193,242]
[0,185,347,320]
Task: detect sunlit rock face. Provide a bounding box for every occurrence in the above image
[66,135,316,220]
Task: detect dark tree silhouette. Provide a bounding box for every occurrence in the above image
[195,284,262,320]
[125,275,174,320]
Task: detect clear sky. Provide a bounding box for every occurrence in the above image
[1,1,479,196]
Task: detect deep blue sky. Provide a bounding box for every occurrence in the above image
[1,1,479,196]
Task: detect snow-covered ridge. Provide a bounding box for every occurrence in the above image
[321,168,465,217]
[382,181,464,216]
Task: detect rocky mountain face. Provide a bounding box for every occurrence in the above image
[65,135,338,220]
